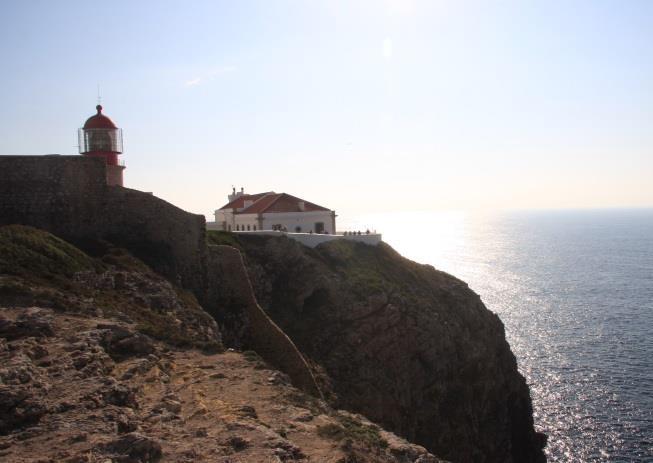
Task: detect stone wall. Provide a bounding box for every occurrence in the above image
[0,156,106,237]
[0,155,206,293]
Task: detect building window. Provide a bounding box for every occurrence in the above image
[253,225,257,231]
[247,225,251,231]
[228,225,232,231]
[314,222,325,233]
[295,226,302,233]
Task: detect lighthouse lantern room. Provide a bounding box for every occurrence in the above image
[78,105,125,186]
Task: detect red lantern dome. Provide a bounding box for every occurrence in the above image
[83,105,118,129]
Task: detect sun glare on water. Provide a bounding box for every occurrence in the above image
[339,210,469,271]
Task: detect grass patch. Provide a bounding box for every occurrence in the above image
[206,230,242,250]
[0,225,102,283]
[100,247,151,273]
[0,225,222,351]
[317,414,388,449]
[319,240,401,300]
[242,350,262,362]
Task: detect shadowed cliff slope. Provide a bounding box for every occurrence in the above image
[228,233,547,463]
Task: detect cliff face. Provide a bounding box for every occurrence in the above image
[0,226,443,463]
[233,234,546,463]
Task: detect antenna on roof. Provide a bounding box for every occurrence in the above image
[97,84,102,105]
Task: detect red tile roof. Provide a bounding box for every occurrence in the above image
[219,192,271,211]
[219,192,331,214]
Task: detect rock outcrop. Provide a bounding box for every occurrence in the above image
[0,298,443,461]
[232,234,547,463]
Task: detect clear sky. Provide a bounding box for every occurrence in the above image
[1,0,651,219]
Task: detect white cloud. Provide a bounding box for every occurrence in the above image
[184,65,236,87]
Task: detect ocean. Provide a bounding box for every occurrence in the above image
[342,209,653,462]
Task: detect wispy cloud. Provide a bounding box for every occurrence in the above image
[184,65,236,87]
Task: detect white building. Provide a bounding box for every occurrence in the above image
[210,188,337,234]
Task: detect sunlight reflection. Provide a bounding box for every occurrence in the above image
[339,210,468,272]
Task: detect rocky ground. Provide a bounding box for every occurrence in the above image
[0,307,443,463]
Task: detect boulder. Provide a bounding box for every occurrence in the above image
[0,309,54,341]
[99,433,162,463]
[0,385,49,435]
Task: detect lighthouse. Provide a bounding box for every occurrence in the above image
[78,105,125,186]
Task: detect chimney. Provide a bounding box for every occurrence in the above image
[298,201,305,211]
[228,187,245,203]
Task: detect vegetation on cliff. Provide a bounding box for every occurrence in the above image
[0,225,220,351]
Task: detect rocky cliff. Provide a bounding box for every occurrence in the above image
[0,226,443,463]
[225,233,547,463]
[0,154,547,462]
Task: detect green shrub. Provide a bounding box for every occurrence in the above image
[317,415,388,449]
[100,247,151,273]
[206,230,242,249]
[0,225,101,282]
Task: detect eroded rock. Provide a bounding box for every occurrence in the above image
[99,432,162,463]
[0,385,49,435]
[0,309,54,341]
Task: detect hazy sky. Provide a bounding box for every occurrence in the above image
[1,0,651,219]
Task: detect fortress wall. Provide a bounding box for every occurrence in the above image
[0,155,206,292]
[101,187,207,292]
[0,156,107,237]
